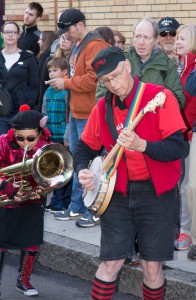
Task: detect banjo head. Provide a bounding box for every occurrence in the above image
[83,156,103,208]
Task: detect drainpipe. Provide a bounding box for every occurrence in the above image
[69,0,81,8]
[54,0,58,28]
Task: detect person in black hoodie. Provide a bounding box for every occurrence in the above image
[0,21,39,135]
[18,2,43,57]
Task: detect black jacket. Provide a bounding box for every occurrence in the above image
[38,50,51,79]
[38,54,52,111]
[0,50,39,112]
[18,25,41,56]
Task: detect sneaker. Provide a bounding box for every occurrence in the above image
[187,244,196,259]
[45,204,52,212]
[124,250,140,266]
[50,206,65,214]
[16,280,38,296]
[75,214,100,227]
[174,233,192,250]
[54,209,82,221]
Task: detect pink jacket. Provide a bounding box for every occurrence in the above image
[0,129,51,206]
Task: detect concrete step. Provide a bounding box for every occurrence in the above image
[37,213,196,300]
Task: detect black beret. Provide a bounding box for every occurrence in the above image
[11,104,43,130]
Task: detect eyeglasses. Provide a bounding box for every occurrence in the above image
[134,34,154,43]
[160,31,176,37]
[60,35,71,42]
[15,133,39,142]
[99,62,125,87]
[2,31,19,36]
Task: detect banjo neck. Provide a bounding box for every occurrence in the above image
[102,91,166,173]
[102,108,145,172]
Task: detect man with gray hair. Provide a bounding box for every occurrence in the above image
[158,16,180,59]
[74,46,186,299]
[125,17,185,110]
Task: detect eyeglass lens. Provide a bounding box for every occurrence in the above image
[60,35,71,41]
[15,135,37,142]
[160,31,176,37]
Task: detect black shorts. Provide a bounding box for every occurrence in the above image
[100,180,177,262]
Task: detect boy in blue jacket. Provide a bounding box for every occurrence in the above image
[42,57,72,212]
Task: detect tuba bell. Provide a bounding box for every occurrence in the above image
[32,143,73,189]
[0,143,73,206]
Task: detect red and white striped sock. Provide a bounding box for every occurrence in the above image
[143,282,165,300]
[91,277,116,300]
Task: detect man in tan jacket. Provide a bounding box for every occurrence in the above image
[48,8,109,227]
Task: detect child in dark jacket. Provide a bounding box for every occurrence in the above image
[42,57,72,213]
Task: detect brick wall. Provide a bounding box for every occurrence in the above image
[3,0,196,47]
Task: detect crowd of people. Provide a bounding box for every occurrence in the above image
[0,1,196,298]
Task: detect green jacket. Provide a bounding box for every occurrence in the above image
[124,46,185,110]
[96,83,107,102]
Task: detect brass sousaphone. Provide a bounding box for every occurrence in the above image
[0,144,73,206]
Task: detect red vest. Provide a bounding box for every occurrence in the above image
[97,80,182,196]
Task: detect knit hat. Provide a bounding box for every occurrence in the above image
[158,17,180,33]
[11,104,47,130]
[91,46,126,78]
[56,8,85,35]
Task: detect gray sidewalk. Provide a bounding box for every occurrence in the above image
[39,211,196,300]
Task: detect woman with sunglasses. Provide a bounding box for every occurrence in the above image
[0,21,39,135]
[0,104,51,297]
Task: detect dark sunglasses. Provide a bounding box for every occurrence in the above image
[160,31,176,37]
[57,21,78,29]
[15,133,39,142]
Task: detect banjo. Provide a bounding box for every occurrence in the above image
[83,91,166,215]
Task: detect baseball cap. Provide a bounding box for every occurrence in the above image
[158,17,180,33]
[91,47,126,78]
[56,8,85,35]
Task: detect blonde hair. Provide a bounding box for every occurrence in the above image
[53,45,70,61]
[177,24,196,54]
